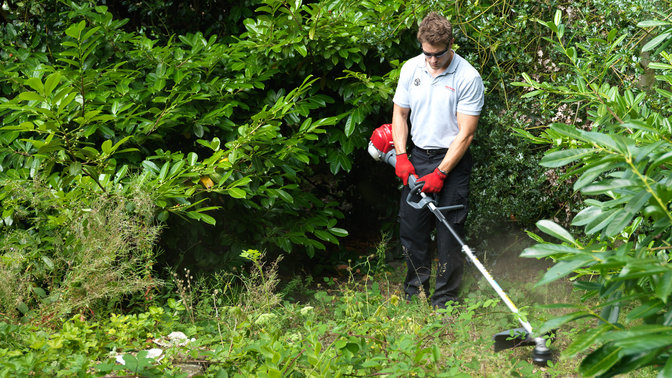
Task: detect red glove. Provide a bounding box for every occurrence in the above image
[395,153,416,186]
[418,168,447,193]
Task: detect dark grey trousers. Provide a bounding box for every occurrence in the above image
[399,147,472,308]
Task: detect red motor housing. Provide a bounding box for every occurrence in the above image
[370,123,394,153]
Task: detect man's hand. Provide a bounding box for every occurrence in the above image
[395,153,416,186]
[417,168,447,193]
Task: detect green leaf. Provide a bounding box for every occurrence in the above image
[648,62,672,70]
[314,229,338,244]
[41,256,55,270]
[613,334,672,354]
[69,162,82,176]
[550,123,583,139]
[18,92,44,102]
[538,255,595,286]
[101,139,112,154]
[344,113,356,137]
[189,211,216,225]
[585,209,619,234]
[626,301,664,322]
[579,344,623,377]
[227,187,246,199]
[25,77,44,94]
[295,44,308,57]
[538,310,593,335]
[582,178,637,195]
[654,271,672,302]
[642,32,671,52]
[521,243,585,258]
[625,190,651,215]
[187,152,198,166]
[637,20,672,27]
[572,206,602,227]
[142,160,160,174]
[157,211,169,222]
[540,148,594,168]
[17,302,29,314]
[32,286,47,298]
[2,121,35,131]
[660,354,672,378]
[536,220,576,244]
[553,9,562,27]
[226,177,251,189]
[564,323,611,357]
[276,189,294,204]
[44,72,61,96]
[110,136,133,155]
[329,227,348,237]
[65,22,83,39]
[604,209,635,237]
[158,161,170,180]
[574,162,614,191]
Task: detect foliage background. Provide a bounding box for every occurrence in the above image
[1,0,672,376]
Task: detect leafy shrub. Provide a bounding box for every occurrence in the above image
[0,0,441,270]
[0,178,159,320]
[517,10,672,377]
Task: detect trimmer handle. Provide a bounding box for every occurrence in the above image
[406,175,436,210]
[378,149,432,210]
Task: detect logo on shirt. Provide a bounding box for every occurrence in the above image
[414,78,421,86]
[445,86,456,92]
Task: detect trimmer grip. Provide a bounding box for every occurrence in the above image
[384,150,425,202]
[381,149,397,167]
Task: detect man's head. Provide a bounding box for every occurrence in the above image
[417,12,453,47]
[418,12,454,70]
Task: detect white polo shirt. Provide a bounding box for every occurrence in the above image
[393,51,484,150]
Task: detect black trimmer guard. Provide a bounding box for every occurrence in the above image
[493,328,556,366]
[493,328,536,352]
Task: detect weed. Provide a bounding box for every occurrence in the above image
[171,268,195,324]
[238,249,282,313]
[0,180,160,321]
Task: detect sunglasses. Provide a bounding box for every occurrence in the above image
[422,48,449,58]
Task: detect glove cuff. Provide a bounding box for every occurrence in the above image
[434,168,447,179]
[397,153,410,162]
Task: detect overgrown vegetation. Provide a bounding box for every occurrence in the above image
[1,0,671,376]
[516,9,672,377]
[0,248,589,377]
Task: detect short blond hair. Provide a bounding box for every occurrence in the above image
[417,12,453,46]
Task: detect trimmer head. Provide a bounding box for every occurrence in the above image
[493,328,535,352]
[493,328,555,366]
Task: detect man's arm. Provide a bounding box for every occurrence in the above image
[437,112,479,173]
[391,104,411,154]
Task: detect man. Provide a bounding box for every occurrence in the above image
[391,12,484,309]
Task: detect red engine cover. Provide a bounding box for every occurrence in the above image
[370,123,394,153]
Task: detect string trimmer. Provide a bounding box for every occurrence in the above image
[368,123,553,366]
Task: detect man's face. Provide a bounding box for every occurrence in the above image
[421,41,452,70]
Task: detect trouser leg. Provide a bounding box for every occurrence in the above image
[431,150,471,307]
[399,189,433,299]
[432,222,465,307]
[399,149,472,307]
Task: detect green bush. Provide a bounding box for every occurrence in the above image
[517,10,672,377]
[0,178,159,320]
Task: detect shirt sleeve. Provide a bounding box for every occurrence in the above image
[392,61,413,108]
[456,75,485,116]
